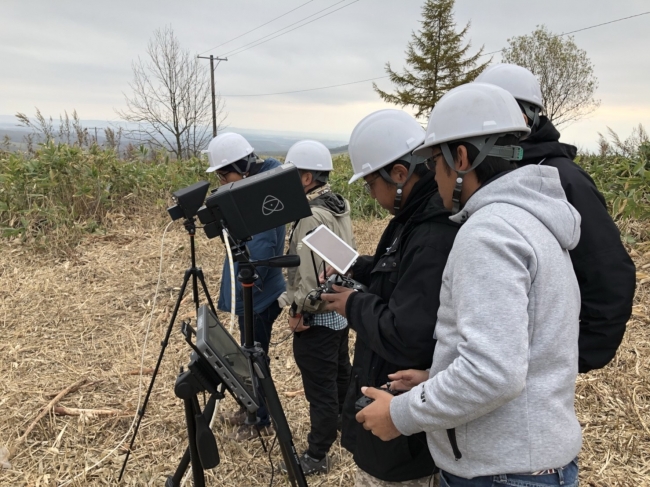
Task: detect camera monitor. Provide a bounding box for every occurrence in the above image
[195,305,259,413]
[197,163,312,242]
[302,224,359,275]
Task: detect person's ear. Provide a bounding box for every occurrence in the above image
[390,164,409,184]
[301,171,313,187]
[455,145,471,172]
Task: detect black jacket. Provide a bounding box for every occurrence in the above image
[341,172,459,481]
[519,117,636,373]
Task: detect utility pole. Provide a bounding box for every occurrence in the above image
[198,55,228,137]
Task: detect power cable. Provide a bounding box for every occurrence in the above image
[478,10,650,58]
[221,0,360,58]
[221,9,650,97]
[198,0,317,55]
[223,75,389,97]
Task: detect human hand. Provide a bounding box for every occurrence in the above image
[355,387,401,441]
[288,314,310,333]
[387,369,429,392]
[318,266,338,284]
[319,284,355,318]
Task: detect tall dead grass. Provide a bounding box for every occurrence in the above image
[0,214,648,486]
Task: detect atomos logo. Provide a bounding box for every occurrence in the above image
[262,195,284,216]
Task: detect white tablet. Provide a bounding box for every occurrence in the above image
[302,224,358,275]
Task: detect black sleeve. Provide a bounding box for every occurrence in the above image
[350,255,374,286]
[345,232,454,370]
[552,159,637,373]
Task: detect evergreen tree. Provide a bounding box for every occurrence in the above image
[374,0,490,119]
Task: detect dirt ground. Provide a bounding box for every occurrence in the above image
[0,214,648,486]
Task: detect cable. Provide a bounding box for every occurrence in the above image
[222,0,360,58]
[58,220,174,487]
[267,434,279,487]
[223,228,237,334]
[221,9,650,96]
[198,0,317,55]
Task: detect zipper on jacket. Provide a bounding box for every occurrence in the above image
[446,428,462,460]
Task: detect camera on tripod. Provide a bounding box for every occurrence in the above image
[197,163,312,242]
[122,164,313,487]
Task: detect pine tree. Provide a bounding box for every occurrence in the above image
[374,0,490,119]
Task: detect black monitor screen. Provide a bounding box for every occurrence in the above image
[202,309,256,399]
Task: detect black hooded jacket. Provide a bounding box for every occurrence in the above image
[519,117,636,373]
[341,172,459,482]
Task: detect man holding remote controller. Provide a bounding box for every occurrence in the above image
[320,109,459,487]
[277,140,356,476]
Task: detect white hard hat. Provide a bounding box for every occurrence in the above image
[205,132,254,173]
[414,83,530,158]
[285,140,333,172]
[475,63,543,109]
[348,109,425,184]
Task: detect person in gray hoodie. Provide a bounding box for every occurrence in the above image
[355,83,583,487]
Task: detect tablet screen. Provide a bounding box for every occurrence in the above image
[302,224,358,275]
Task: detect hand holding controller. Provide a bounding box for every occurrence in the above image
[355,387,402,412]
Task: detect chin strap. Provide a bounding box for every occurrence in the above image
[441,134,524,215]
[519,102,542,134]
[231,153,258,178]
[378,154,426,213]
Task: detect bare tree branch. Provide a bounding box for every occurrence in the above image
[117,25,227,159]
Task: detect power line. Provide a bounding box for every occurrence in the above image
[479,10,650,58]
[223,75,390,97]
[222,9,650,97]
[198,0,316,55]
[221,0,359,58]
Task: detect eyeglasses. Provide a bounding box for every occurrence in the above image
[426,152,444,171]
[216,171,230,183]
[363,175,381,194]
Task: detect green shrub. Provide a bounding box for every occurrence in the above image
[577,141,650,220]
[0,141,205,240]
[329,154,389,220]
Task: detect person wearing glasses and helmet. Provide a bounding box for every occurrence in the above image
[320,109,459,486]
[358,83,582,487]
[205,132,286,442]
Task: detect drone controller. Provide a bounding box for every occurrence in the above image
[310,274,368,304]
[354,388,403,412]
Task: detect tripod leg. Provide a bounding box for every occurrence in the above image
[166,392,221,487]
[196,268,217,316]
[119,269,192,482]
[253,356,308,487]
[183,397,206,487]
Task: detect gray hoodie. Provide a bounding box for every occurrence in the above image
[390,165,582,478]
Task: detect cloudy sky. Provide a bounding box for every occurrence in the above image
[2,0,649,150]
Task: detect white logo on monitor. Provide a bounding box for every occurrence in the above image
[262,195,284,215]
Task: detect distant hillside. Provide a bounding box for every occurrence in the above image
[330,145,349,154]
[0,115,349,155]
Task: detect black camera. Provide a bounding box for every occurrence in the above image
[310,274,368,304]
[197,163,312,242]
[167,181,210,221]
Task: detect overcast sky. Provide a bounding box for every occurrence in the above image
[2,0,649,150]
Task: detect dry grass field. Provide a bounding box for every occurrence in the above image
[0,214,648,486]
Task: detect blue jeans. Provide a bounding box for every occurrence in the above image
[440,459,579,487]
[237,300,282,427]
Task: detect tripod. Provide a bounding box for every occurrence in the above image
[119,216,218,482]
[167,240,308,487]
